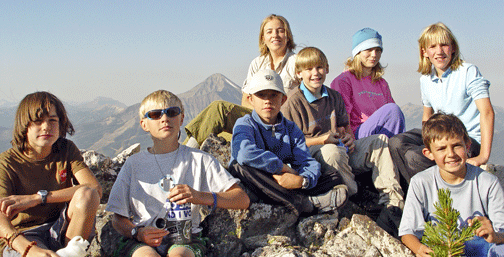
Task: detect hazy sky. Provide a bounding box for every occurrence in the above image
[1,0,503,107]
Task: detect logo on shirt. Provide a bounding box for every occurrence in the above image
[59,169,67,183]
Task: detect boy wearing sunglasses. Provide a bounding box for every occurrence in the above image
[106,90,250,257]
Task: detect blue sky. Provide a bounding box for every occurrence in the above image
[1,0,503,107]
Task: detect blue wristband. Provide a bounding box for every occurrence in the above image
[211,192,218,213]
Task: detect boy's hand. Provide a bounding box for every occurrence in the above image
[0,194,40,218]
[136,226,169,247]
[322,132,339,145]
[169,184,202,205]
[416,244,433,257]
[272,173,303,189]
[469,216,503,244]
[281,164,298,175]
[340,133,355,153]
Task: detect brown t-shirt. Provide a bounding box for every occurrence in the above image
[282,86,349,138]
[0,138,87,231]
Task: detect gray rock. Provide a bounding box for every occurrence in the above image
[81,150,112,171]
[83,143,417,257]
[200,133,231,169]
[350,214,413,257]
[298,213,339,249]
[321,226,374,257]
[111,143,140,165]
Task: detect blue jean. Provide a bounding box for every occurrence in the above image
[354,103,405,140]
[464,236,504,257]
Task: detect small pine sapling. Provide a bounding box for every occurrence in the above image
[421,188,481,257]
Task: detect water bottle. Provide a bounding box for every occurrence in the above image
[55,236,89,257]
[155,189,192,244]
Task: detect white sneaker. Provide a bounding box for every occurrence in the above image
[55,236,89,257]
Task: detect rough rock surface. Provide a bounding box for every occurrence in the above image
[83,139,504,256]
[199,133,231,169]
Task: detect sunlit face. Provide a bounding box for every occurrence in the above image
[297,65,328,95]
[423,135,468,182]
[26,105,60,155]
[358,47,382,70]
[262,18,288,55]
[248,89,287,124]
[422,41,454,77]
[140,103,184,141]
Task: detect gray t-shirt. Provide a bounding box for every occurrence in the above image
[399,164,504,239]
[106,145,240,233]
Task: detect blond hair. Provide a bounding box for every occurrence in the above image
[258,14,296,56]
[418,22,463,75]
[295,47,329,74]
[345,53,385,82]
[139,90,184,120]
[12,91,74,152]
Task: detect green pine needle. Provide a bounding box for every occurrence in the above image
[421,189,481,257]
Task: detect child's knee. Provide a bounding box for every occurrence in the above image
[70,186,100,210]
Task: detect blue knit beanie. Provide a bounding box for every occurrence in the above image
[352,28,383,57]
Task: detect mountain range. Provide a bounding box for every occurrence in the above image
[0,73,502,164]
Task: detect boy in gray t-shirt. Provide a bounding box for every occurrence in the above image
[399,113,504,257]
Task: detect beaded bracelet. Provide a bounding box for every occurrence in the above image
[22,241,37,257]
[8,231,22,248]
[211,192,218,213]
[0,230,22,248]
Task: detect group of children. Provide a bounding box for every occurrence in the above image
[0,17,501,257]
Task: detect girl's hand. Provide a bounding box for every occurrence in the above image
[415,244,433,257]
[467,155,488,167]
[0,194,40,218]
[26,245,60,257]
[136,226,169,247]
[169,184,202,205]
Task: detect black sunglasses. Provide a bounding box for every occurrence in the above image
[144,106,181,120]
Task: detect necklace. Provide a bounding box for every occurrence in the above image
[152,144,180,191]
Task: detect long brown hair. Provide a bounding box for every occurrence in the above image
[12,91,74,152]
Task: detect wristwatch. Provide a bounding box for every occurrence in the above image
[301,177,310,190]
[37,190,48,206]
[131,226,144,240]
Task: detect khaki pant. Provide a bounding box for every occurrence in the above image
[309,134,404,208]
[183,101,252,145]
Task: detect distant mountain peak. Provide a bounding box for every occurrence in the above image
[181,74,241,97]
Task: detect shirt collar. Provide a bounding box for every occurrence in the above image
[429,66,453,82]
[251,110,285,131]
[299,82,328,103]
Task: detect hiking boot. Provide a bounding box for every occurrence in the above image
[376,205,403,238]
[309,184,348,213]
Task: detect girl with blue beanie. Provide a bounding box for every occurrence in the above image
[331,28,405,140]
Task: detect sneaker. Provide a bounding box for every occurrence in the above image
[309,184,348,213]
[376,205,403,238]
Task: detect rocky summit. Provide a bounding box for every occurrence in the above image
[82,134,504,256]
